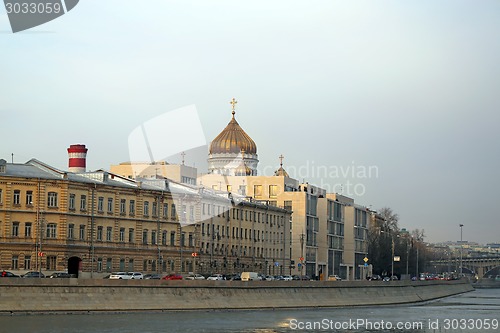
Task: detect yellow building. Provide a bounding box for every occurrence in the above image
[110,161,197,185]
[198,100,369,280]
[0,158,290,277]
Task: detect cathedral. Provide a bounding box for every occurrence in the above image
[207,98,259,176]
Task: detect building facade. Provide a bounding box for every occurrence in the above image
[0,158,290,277]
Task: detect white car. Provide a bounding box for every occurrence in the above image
[127,272,144,279]
[185,274,206,280]
[282,275,293,281]
[328,275,342,281]
[109,272,132,279]
[207,274,224,281]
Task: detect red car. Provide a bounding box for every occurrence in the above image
[162,274,183,280]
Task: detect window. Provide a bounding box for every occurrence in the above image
[269,185,278,198]
[98,197,104,212]
[26,191,33,205]
[97,258,103,272]
[239,185,246,196]
[163,203,168,218]
[254,185,262,198]
[12,222,19,236]
[106,227,112,241]
[79,225,86,240]
[0,189,3,204]
[170,231,175,246]
[25,222,32,237]
[120,199,126,214]
[119,228,125,242]
[129,200,135,215]
[106,258,112,272]
[69,194,75,210]
[189,206,194,222]
[143,201,149,216]
[97,226,103,241]
[68,224,74,239]
[120,259,125,271]
[162,230,167,245]
[171,204,176,219]
[47,192,57,207]
[142,230,148,244]
[152,201,157,217]
[46,256,56,270]
[46,223,56,238]
[13,190,20,205]
[11,255,18,269]
[24,255,31,270]
[151,230,156,245]
[128,259,134,271]
[80,195,87,211]
[107,198,113,213]
[128,228,134,243]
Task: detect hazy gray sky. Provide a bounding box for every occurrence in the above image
[1,1,499,244]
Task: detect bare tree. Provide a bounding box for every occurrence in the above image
[379,207,399,232]
[411,228,425,242]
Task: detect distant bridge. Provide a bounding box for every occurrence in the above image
[430,256,500,278]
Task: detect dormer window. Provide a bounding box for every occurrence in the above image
[0,159,6,173]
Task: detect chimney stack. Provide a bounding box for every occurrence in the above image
[67,144,88,173]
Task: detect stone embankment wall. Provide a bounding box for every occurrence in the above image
[0,279,473,313]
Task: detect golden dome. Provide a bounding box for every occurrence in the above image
[209,110,257,155]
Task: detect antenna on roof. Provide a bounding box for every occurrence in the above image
[11,153,14,164]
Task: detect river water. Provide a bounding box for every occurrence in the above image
[1,288,498,333]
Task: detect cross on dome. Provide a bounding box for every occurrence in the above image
[230,97,238,116]
[279,154,285,167]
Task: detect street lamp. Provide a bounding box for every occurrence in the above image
[459,224,464,277]
[391,236,395,279]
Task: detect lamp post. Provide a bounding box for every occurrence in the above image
[391,236,395,279]
[416,245,419,279]
[459,224,464,277]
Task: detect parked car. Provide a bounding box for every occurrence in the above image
[1,271,19,277]
[328,275,342,281]
[162,274,183,280]
[241,272,259,281]
[127,272,144,279]
[48,272,72,278]
[143,274,161,280]
[109,272,132,279]
[22,271,45,278]
[265,275,275,281]
[282,275,293,281]
[207,274,224,281]
[185,274,205,280]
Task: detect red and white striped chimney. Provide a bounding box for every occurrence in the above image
[67,144,88,173]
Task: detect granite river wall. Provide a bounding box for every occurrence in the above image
[0,279,473,313]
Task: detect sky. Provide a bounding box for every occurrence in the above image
[1,1,499,245]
